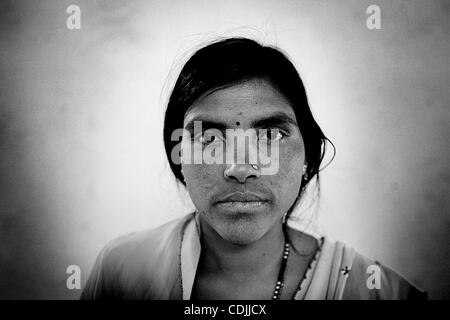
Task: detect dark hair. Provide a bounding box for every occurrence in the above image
[163,37,333,219]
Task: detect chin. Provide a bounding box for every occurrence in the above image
[215,219,268,245]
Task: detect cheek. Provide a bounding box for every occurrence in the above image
[284,141,305,172]
[272,142,305,200]
[182,164,221,204]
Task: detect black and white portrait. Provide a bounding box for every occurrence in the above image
[0,0,448,301]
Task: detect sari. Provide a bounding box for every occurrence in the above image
[81,212,426,300]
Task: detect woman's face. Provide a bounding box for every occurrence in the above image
[181,79,305,245]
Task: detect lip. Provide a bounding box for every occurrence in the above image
[216,201,269,210]
[216,191,268,203]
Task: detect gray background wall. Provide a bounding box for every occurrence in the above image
[0,0,448,299]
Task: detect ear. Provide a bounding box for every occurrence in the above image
[302,163,309,181]
[302,164,308,174]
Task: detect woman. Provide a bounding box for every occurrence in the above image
[81,38,426,300]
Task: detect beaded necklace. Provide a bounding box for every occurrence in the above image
[272,235,324,300]
[271,242,290,300]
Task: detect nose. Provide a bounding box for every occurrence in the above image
[224,163,261,183]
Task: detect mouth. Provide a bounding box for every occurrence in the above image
[216,201,269,210]
[215,192,269,211]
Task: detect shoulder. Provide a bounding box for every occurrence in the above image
[340,244,427,300]
[102,212,194,262]
[280,226,427,300]
[81,212,195,299]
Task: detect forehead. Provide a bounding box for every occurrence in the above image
[183,79,297,127]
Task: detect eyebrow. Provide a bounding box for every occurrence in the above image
[184,112,298,133]
[251,112,298,129]
[184,119,228,134]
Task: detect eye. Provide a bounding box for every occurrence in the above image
[259,129,285,141]
[195,130,224,144]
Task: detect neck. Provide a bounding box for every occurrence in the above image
[198,216,286,279]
